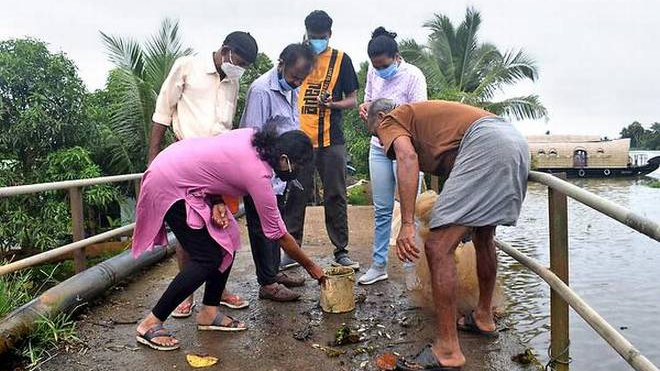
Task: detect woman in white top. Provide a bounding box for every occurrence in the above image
[358,27,427,285]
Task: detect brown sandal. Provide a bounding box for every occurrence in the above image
[258,283,301,302]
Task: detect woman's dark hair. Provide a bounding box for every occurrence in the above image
[305,10,333,34]
[367,27,398,58]
[252,126,313,169]
[279,43,315,68]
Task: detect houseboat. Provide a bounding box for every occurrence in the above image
[527,135,660,178]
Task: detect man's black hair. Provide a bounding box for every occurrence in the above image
[367,27,398,58]
[279,43,315,67]
[305,10,333,34]
[223,31,258,64]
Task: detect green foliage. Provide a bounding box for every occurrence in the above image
[343,62,371,177]
[20,311,79,370]
[0,39,120,255]
[0,268,33,317]
[644,179,660,188]
[347,182,371,205]
[0,39,92,179]
[400,7,548,121]
[620,121,660,149]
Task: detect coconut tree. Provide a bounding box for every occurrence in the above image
[99,18,193,175]
[400,7,547,120]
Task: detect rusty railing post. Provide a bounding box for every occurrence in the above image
[134,178,141,199]
[548,173,569,371]
[69,187,86,273]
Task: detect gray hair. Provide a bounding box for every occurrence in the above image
[368,98,397,118]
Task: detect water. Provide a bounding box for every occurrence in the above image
[497,151,660,370]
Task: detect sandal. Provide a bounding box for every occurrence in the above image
[457,311,499,338]
[136,324,180,351]
[172,300,196,318]
[197,312,247,332]
[396,345,462,371]
[220,294,249,309]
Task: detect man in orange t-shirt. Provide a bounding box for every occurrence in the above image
[367,99,530,370]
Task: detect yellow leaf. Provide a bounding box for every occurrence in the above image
[186,353,219,368]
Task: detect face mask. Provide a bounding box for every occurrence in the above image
[221,50,245,80]
[274,155,300,182]
[278,71,296,92]
[376,62,399,80]
[309,39,329,55]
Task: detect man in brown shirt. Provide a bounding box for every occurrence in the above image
[366,99,529,370]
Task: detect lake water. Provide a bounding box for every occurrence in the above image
[497,151,660,370]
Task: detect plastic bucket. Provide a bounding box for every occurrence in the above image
[320,266,356,313]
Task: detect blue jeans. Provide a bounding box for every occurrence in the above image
[369,143,422,267]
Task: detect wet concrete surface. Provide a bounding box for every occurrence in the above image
[40,206,533,371]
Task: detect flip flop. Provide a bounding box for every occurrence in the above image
[457,311,499,338]
[220,294,249,309]
[396,345,462,371]
[197,312,247,332]
[171,300,196,318]
[136,324,180,351]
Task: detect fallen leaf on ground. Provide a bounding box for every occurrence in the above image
[375,353,397,370]
[511,349,540,366]
[186,353,219,368]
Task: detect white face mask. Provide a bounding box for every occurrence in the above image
[221,50,245,80]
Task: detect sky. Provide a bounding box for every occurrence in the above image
[2,0,659,138]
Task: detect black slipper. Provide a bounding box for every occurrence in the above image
[136,324,180,351]
[396,345,462,371]
[457,311,499,338]
[197,312,247,332]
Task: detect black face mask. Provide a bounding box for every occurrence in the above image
[274,155,300,181]
[274,166,300,182]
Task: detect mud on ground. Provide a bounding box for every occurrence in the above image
[39,206,532,371]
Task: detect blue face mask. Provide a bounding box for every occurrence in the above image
[376,62,399,80]
[309,39,329,55]
[278,71,296,92]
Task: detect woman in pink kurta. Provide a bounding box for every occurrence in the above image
[133,128,324,351]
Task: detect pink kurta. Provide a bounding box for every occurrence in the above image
[131,129,287,272]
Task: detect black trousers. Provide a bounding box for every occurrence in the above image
[244,194,285,286]
[152,200,232,321]
[285,144,349,258]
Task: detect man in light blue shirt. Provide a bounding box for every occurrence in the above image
[239,43,315,302]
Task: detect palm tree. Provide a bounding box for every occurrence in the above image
[400,7,548,120]
[99,18,193,175]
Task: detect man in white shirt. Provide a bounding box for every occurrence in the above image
[147,31,258,316]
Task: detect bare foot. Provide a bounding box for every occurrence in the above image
[431,343,466,368]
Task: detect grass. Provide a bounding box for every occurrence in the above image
[0,262,81,369]
[20,311,80,370]
[0,268,34,318]
[347,182,371,206]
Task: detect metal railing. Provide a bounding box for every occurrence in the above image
[495,171,660,371]
[2,171,659,370]
[0,173,143,275]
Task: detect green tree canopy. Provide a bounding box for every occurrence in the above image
[400,7,548,121]
[620,121,660,150]
[0,38,90,180]
[0,38,118,254]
